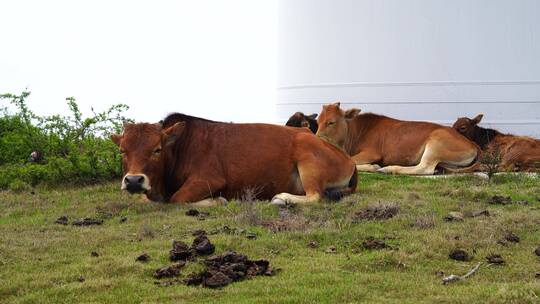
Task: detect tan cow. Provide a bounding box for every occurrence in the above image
[111,113,357,206]
[453,114,540,171]
[316,102,481,175]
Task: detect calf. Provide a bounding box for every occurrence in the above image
[453,114,540,171]
[316,102,481,175]
[285,112,318,133]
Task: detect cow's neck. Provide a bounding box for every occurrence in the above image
[162,121,214,199]
[472,126,501,149]
[344,114,378,155]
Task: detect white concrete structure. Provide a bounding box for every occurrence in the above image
[277,0,540,137]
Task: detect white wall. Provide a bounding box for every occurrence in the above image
[278,0,540,136]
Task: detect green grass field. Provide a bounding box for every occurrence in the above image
[1,173,540,303]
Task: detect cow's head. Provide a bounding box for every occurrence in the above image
[452,114,483,139]
[316,102,361,147]
[286,112,318,133]
[111,122,185,201]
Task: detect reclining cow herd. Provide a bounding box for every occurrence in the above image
[111,102,540,206]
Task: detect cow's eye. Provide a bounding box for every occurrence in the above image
[153,148,162,155]
[327,121,336,126]
[460,126,466,132]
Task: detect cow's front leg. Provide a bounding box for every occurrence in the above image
[169,177,226,206]
[351,150,382,172]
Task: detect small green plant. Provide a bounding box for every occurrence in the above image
[481,149,502,180]
[0,91,131,189]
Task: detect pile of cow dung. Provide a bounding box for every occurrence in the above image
[55,215,103,226]
[154,231,276,288]
[185,251,275,288]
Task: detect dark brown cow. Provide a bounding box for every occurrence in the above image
[316,102,481,175]
[111,113,357,206]
[453,114,540,171]
[285,112,318,133]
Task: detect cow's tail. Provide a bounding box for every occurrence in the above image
[438,145,483,174]
[324,166,358,201]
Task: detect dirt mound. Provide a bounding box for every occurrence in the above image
[354,203,399,222]
[184,251,275,288]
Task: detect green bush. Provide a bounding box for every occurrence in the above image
[0,91,131,190]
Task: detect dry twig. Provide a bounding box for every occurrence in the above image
[442,262,482,285]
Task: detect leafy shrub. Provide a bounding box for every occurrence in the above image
[0,91,131,189]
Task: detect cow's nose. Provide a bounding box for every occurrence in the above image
[124,175,146,193]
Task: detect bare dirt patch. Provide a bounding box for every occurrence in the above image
[362,237,388,250]
[261,208,309,232]
[411,215,435,229]
[353,202,399,222]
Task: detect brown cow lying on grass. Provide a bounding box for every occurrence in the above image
[285,112,319,134]
[316,102,481,175]
[453,114,540,171]
[111,113,357,206]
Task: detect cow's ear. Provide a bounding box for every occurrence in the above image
[344,108,361,119]
[111,134,122,146]
[307,113,318,120]
[472,114,483,125]
[163,122,186,146]
[333,101,341,108]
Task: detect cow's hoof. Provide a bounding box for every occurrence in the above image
[377,167,389,174]
[270,198,287,206]
[217,197,228,205]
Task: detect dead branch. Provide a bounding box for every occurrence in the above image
[442,262,482,285]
